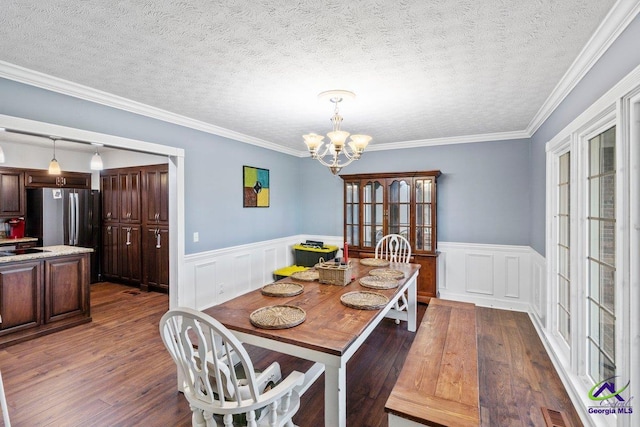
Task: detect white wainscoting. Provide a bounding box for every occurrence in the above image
[181,235,343,310]
[437,242,537,312]
[182,237,543,313]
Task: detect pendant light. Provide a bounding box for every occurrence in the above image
[48,138,61,175]
[90,144,103,170]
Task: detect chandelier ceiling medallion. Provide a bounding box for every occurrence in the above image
[303,90,371,175]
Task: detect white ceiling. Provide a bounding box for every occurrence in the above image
[0,0,624,154]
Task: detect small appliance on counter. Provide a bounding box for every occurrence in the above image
[5,217,25,239]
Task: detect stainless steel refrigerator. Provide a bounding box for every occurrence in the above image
[26,188,101,283]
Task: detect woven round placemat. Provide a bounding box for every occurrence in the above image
[290,270,319,281]
[368,268,405,280]
[359,258,391,267]
[359,275,399,290]
[261,282,304,297]
[249,305,306,329]
[340,291,389,310]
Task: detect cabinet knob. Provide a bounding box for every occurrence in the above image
[156,228,161,249]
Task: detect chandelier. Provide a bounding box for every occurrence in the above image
[303,90,371,175]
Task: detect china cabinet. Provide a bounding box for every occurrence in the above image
[341,171,440,303]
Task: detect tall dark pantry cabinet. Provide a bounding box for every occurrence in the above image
[100,164,169,292]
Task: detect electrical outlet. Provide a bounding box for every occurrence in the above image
[193,232,199,242]
[219,283,224,294]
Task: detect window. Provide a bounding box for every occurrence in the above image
[586,126,616,382]
[557,152,571,345]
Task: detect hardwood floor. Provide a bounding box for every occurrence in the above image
[0,283,581,427]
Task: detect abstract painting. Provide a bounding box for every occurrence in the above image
[243,165,270,207]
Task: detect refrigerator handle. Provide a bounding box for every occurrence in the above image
[74,193,80,245]
[69,194,75,245]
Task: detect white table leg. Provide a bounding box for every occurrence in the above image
[324,363,346,427]
[407,278,417,332]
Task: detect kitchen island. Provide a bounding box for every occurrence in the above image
[0,245,92,348]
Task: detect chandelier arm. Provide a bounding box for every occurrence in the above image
[314,152,356,169]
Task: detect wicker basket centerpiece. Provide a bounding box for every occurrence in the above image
[315,260,353,286]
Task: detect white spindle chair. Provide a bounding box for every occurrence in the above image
[375,234,412,323]
[160,307,304,427]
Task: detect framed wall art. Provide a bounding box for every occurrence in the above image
[243,165,270,207]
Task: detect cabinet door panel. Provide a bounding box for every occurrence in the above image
[119,225,141,283]
[44,256,87,322]
[143,226,169,291]
[0,261,42,333]
[101,224,120,279]
[0,169,25,216]
[101,174,119,222]
[142,167,169,225]
[25,170,90,189]
[119,172,141,223]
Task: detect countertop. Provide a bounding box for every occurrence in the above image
[0,237,39,246]
[0,245,93,264]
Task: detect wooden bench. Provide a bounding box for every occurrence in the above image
[385,298,480,426]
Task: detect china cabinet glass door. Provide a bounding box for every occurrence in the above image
[362,180,384,248]
[387,179,411,239]
[345,181,359,246]
[414,177,434,252]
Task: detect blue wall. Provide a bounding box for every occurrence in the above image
[0,78,302,253]
[529,13,640,255]
[300,139,532,246]
[0,77,532,251]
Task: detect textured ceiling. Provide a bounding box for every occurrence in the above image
[0,0,618,152]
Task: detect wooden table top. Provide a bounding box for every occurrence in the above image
[203,260,421,356]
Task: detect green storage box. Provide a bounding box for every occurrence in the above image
[293,244,339,267]
[273,265,309,281]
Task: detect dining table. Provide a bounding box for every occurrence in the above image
[203,259,421,427]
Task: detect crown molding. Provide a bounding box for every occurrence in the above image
[367,130,530,152]
[0,61,300,157]
[526,0,640,136]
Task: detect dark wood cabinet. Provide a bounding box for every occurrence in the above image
[101,164,168,291]
[0,167,25,217]
[341,171,441,303]
[0,260,42,334]
[24,170,91,189]
[142,165,169,225]
[119,171,141,223]
[101,224,119,281]
[101,173,119,222]
[142,226,169,292]
[118,225,141,284]
[44,255,89,323]
[100,223,142,285]
[0,253,91,347]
